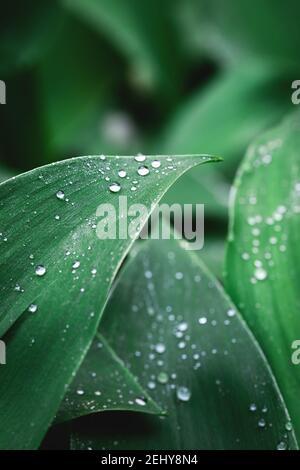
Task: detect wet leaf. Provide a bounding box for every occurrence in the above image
[225,111,300,441]
[0,154,215,449]
[72,235,297,450]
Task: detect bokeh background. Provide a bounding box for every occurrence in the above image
[1,0,299,277]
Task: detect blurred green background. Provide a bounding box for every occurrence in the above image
[0,0,299,276]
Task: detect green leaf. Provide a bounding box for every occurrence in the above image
[72,235,297,450]
[199,0,300,67]
[225,111,300,442]
[0,154,215,449]
[57,333,162,423]
[37,15,121,159]
[162,167,229,219]
[161,64,293,217]
[62,0,184,97]
[200,236,225,280]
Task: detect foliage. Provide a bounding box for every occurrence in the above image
[0,0,300,450]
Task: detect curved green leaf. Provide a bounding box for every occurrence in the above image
[200,236,225,280]
[63,0,184,97]
[0,154,215,449]
[225,111,300,441]
[72,235,297,450]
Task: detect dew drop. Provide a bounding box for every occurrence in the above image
[72,260,81,269]
[277,441,287,451]
[148,381,156,390]
[157,372,169,384]
[151,160,161,169]
[175,272,183,280]
[177,322,188,332]
[56,190,65,200]
[285,421,292,432]
[35,265,46,277]
[118,170,127,178]
[135,397,147,406]
[134,153,146,162]
[109,182,121,193]
[227,308,236,317]
[176,386,191,402]
[28,304,38,313]
[155,343,166,354]
[137,165,149,176]
[76,389,84,396]
[254,267,268,281]
[262,154,272,165]
[258,418,266,428]
[198,317,207,325]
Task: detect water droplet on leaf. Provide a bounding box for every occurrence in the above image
[28,304,38,313]
[137,166,149,176]
[56,190,65,200]
[109,182,121,193]
[35,265,46,277]
[177,386,191,402]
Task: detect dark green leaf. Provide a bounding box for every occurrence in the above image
[0,1,63,74]
[62,0,184,97]
[72,235,297,450]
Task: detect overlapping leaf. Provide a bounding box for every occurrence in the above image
[0,154,215,449]
[72,235,297,450]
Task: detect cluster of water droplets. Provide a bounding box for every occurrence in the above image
[249,402,292,450]
[105,154,177,195]
[235,139,300,287]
